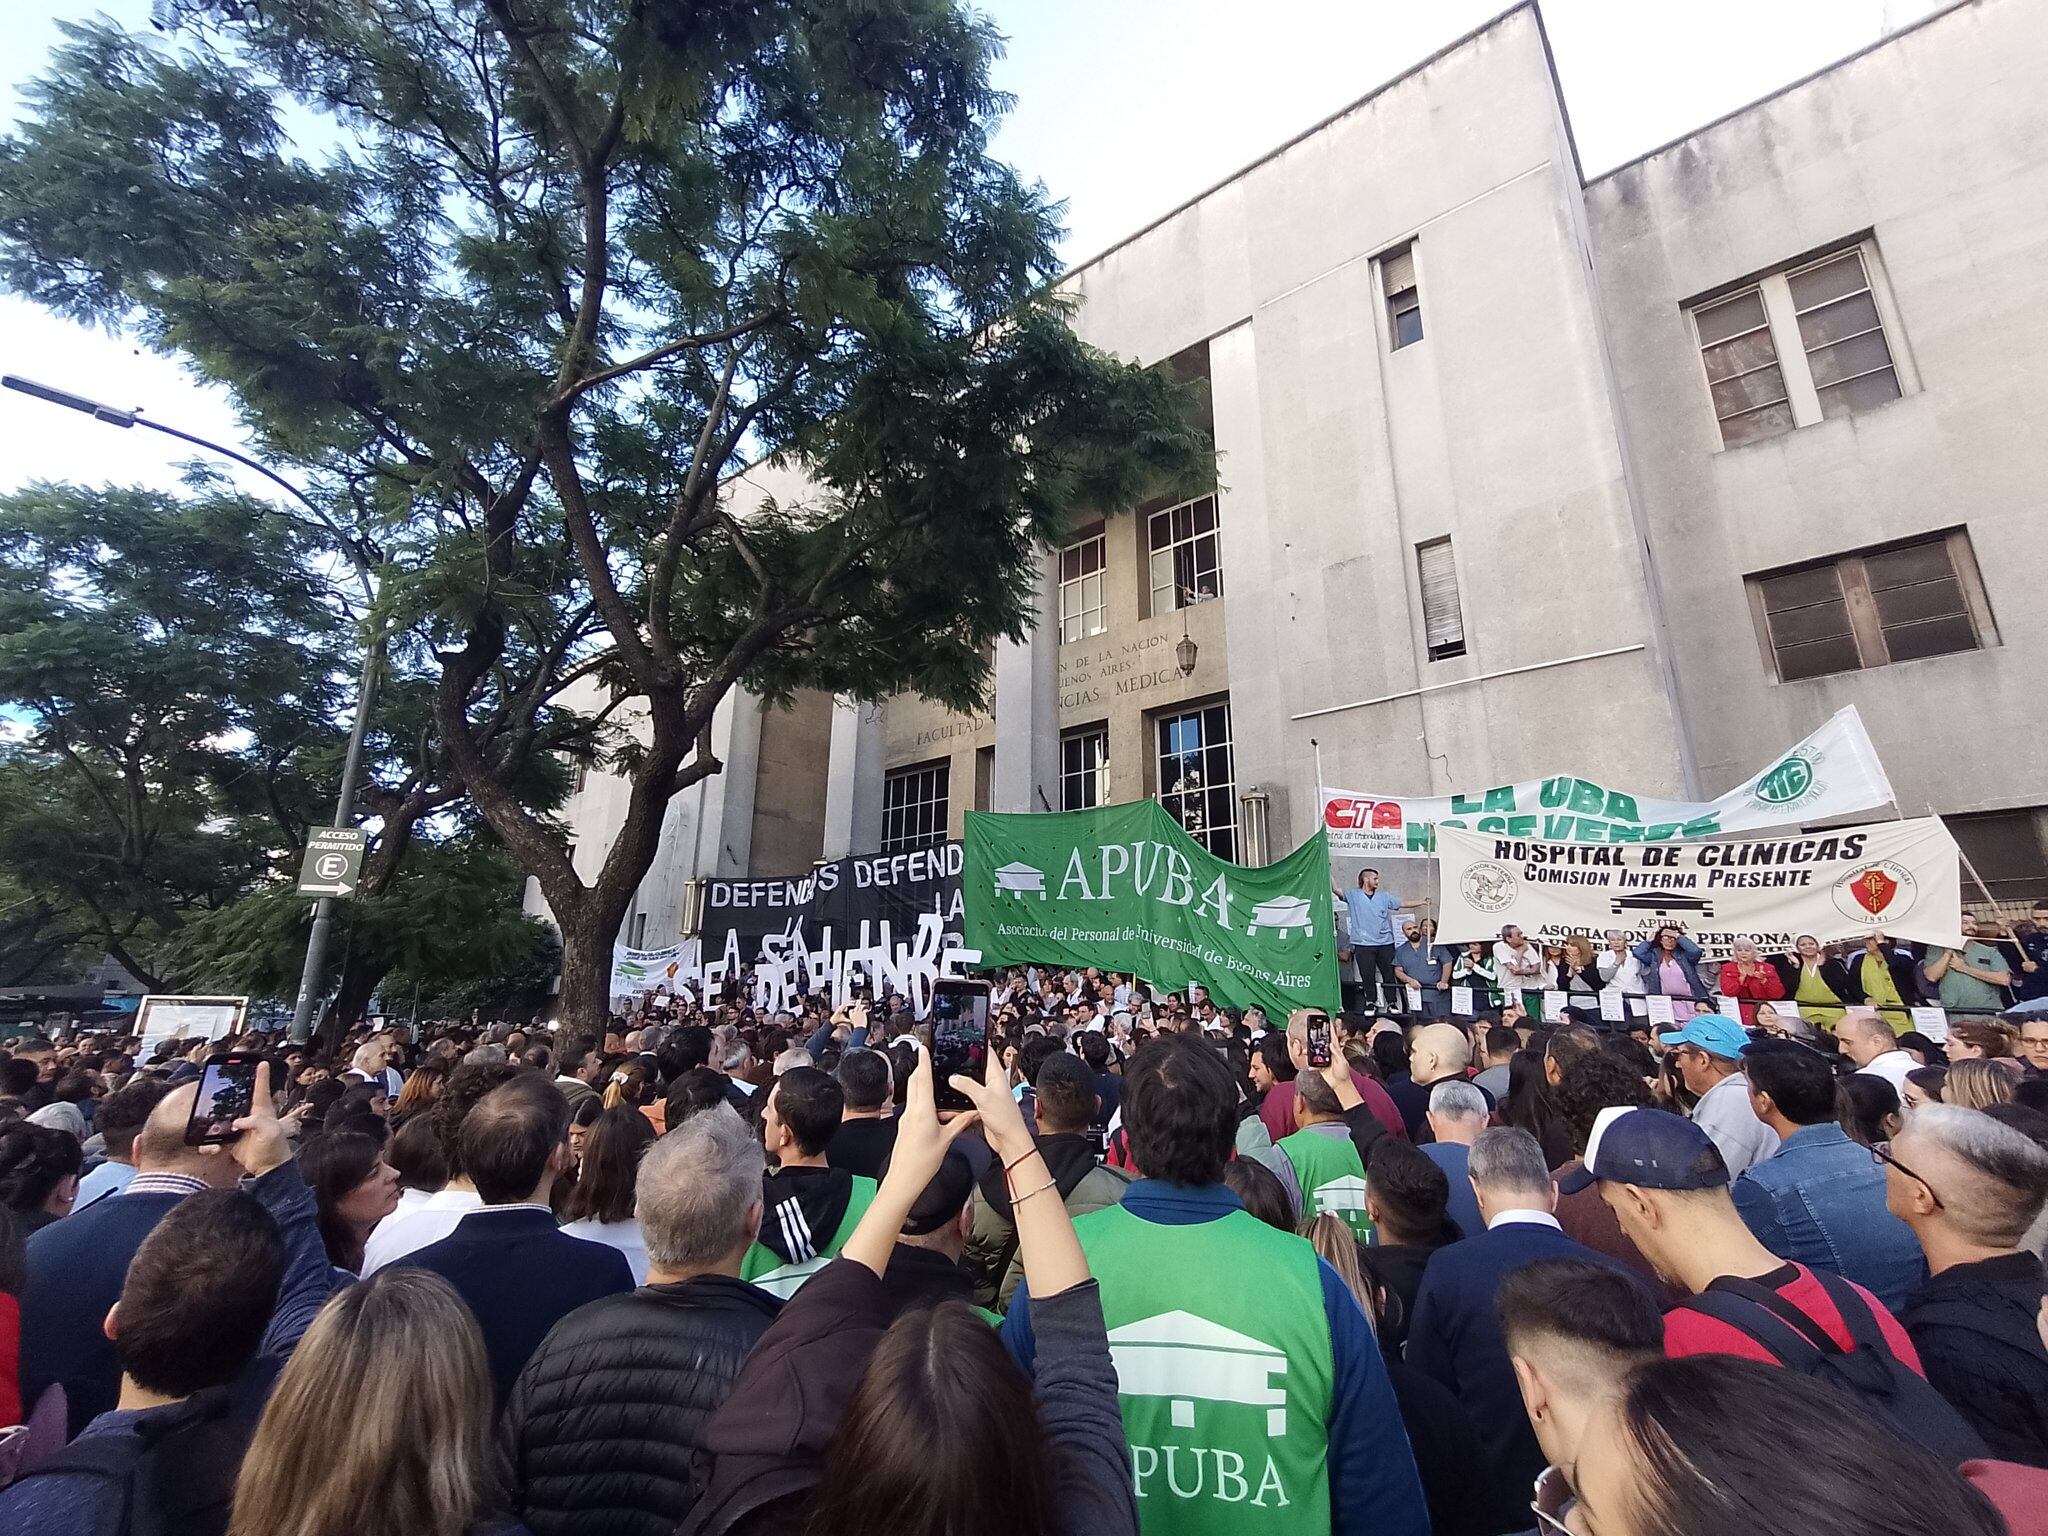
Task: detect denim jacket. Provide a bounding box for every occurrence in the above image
[1732,1122,1928,1311]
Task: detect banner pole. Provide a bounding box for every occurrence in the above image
[1888,798,1998,913]
[1310,737,1326,803]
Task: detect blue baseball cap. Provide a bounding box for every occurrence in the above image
[1557,1106,1730,1194]
[1656,1012,1750,1060]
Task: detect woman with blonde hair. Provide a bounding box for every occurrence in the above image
[228,1268,513,1536]
[1944,1057,2018,1111]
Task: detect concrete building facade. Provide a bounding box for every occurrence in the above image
[540,0,2048,947]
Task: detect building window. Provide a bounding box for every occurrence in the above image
[1155,702,1236,860]
[1690,241,1903,447]
[629,912,648,948]
[571,760,589,794]
[1061,725,1110,811]
[1748,528,1994,682]
[1416,537,1466,661]
[1382,243,1423,350]
[1947,808,2048,908]
[881,761,949,852]
[974,745,994,813]
[1148,495,1222,617]
[1058,531,1107,643]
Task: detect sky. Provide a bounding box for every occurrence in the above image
[0,0,1944,502]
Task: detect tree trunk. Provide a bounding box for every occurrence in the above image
[329,954,391,1036]
[554,904,624,1035]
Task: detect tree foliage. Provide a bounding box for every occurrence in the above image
[0,1,1211,1024]
[0,483,342,985]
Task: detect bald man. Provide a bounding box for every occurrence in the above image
[1839,1009,1914,1095]
[1409,1021,1488,1145]
[20,1068,330,1434]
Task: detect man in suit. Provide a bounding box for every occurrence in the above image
[20,1073,317,1436]
[1408,1125,1617,1532]
[399,1074,633,1405]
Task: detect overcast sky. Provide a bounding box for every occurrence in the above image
[0,0,1942,500]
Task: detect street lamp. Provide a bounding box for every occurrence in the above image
[3,374,384,1042]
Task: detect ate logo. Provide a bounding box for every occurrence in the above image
[1831,859,1919,925]
[1323,797,1404,831]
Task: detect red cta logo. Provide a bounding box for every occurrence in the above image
[1323,797,1405,831]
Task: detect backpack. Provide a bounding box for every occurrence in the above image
[1,1385,250,1536]
[1677,1271,1987,1464]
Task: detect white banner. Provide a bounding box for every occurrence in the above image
[1320,706,1893,857]
[608,940,700,999]
[1432,817,1962,953]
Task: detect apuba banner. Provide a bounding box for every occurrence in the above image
[963,800,1340,1019]
[1320,706,1894,856]
[1432,817,1963,953]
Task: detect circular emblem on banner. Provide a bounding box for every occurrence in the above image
[1461,861,1517,914]
[1754,753,1816,805]
[1831,859,1920,925]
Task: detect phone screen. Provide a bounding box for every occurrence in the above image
[1305,1013,1333,1069]
[929,980,990,1113]
[186,1055,258,1145]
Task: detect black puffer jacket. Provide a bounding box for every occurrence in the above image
[499,1276,782,1536]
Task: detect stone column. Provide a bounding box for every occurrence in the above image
[822,695,885,857]
[991,555,1060,813]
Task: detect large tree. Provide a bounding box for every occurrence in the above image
[0,1,1206,1026]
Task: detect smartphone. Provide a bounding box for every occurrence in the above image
[1305,1012,1333,1069]
[928,979,991,1113]
[186,1053,261,1145]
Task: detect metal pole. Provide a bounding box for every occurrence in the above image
[1,376,385,1041]
[291,593,384,1043]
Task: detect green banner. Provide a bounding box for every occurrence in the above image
[963,801,1340,1019]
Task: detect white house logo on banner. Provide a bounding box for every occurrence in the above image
[1460,862,1517,913]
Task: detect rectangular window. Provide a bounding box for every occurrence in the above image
[629,912,648,948]
[1382,243,1423,350]
[1748,528,1993,682]
[1946,808,2048,906]
[1058,531,1107,643]
[1061,725,1110,812]
[1689,240,1903,447]
[974,745,994,814]
[1148,494,1223,617]
[1416,537,1466,661]
[571,760,589,794]
[881,761,950,853]
[1155,702,1236,861]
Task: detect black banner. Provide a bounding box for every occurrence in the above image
[700,842,964,956]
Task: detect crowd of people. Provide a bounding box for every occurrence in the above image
[1,916,2048,1536]
[1337,872,2048,1035]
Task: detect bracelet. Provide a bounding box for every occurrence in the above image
[1003,1146,1040,1178]
[1012,1176,1059,1206]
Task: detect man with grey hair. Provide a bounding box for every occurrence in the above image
[1838,1007,1915,1093]
[1420,1080,1488,1238]
[1408,1126,1618,1529]
[500,1104,778,1536]
[772,1044,813,1076]
[1889,1103,2048,1464]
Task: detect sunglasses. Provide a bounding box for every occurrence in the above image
[1532,1465,1575,1536]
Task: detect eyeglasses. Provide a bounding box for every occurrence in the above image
[1531,1465,1575,1536]
[1869,1142,1943,1210]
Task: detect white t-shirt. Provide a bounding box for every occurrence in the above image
[362,1187,484,1274]
[1856,1050,1916,1095]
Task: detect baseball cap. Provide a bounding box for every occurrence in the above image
[1557,1106,1730,1195]
[1656,1013,1750,1060]
[899,1149,978,1236]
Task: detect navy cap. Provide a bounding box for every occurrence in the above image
[1556,1106,1730,1195]
[899,1149,978,1236]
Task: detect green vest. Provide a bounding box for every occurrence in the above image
[740,1174,878,1298]
[1075,1203,1335,1536]
[1276,1127,1373,1242]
